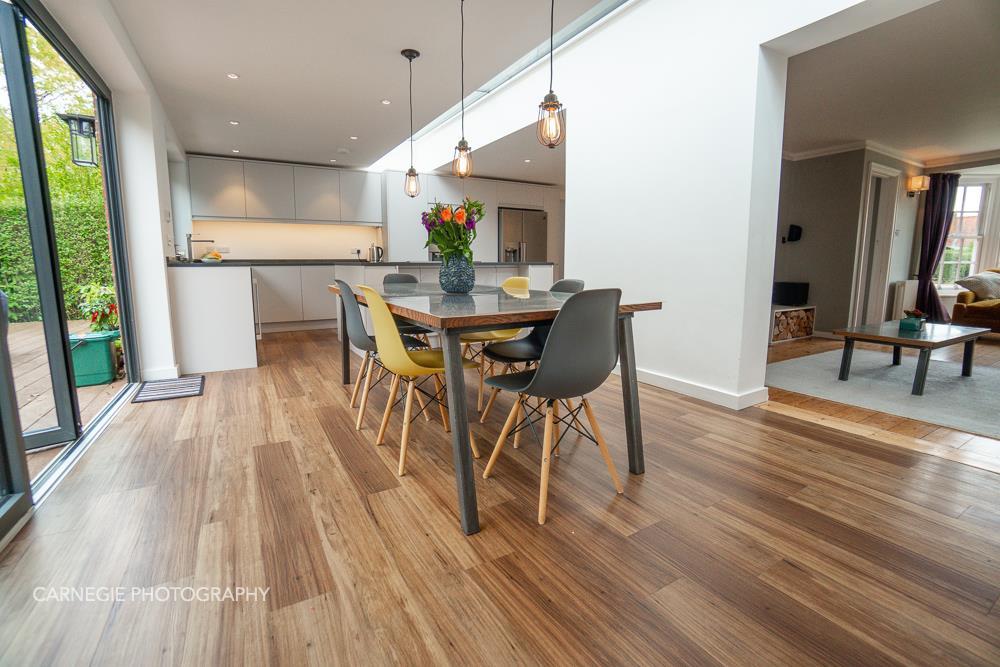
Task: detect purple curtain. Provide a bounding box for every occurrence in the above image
[915,172,960,322]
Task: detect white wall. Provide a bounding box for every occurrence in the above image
[168,158,192,254]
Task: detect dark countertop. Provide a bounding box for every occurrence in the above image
[166,258,555,268]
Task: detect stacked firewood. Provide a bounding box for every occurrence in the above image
[772,308,814,341]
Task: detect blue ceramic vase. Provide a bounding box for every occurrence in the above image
[439,255,475,294]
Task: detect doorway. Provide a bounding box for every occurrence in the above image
[853,163,900,327]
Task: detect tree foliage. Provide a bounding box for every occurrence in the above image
[0,20,111,322]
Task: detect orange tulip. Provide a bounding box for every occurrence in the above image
[441,206,453,222]
[454,207,466,224]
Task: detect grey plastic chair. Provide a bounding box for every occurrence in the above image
[335,279,426,432]
[382,273,432,336]
[481,288,624,524]
[480,278,585,422]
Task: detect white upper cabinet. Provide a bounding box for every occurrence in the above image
[244,161,295,219]
[189,157,246,218]
[339,171,383,223]
[428,175,464,205]
[497,181,544,209]
[294,166,341,221]
[384,171,429,262]
[462,178,499,262]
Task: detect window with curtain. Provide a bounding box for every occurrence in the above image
[934,184,989,286]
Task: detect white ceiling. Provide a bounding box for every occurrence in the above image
[107,0,603,168]
[783,0,1000,163]
[435,123,566,185]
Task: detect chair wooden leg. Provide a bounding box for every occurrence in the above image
[376,373,401,445]
[477,353,486,412]
[433,374,449,432]
[479,387,501,424]
[553,400,561,457]
[398,379,416,476]
[469,426,480,459]
[538,403,555,525]
[565,398,584,430]
[513,396,525,449]
[349,352,367,407]
[414,381,431,421]
[582,399,623,494]
[483,397,520,479]
[355,354,377,431]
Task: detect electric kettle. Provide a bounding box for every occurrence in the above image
[366,243,384,263]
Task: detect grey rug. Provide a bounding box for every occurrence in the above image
[765,349,1000,439]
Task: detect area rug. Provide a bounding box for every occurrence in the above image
[132,375,205,403]
[765,349,1000,439]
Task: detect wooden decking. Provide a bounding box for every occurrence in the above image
[0,328,998,664]
[8,320,126,478]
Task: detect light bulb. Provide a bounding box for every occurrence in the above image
[536,93,565,148]
[404,167,420,198]
[452,139,473,178]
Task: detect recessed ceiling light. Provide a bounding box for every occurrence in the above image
[231,149,240,153]
[349,136,358,140]
[226,72,239,79]
[228,120,240,126]
[329,159,337,163]
[523,159,532,163]
[381,99,391,105]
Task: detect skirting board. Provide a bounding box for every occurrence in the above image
[260,319,337,334]
[142,364,180,381]
[613,365,769,410]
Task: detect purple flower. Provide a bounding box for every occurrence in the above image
[465,214,476,230]
[421,211,433,231]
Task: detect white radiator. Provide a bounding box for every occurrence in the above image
[889,280,918,319]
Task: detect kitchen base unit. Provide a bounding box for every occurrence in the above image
[168,265,258,374]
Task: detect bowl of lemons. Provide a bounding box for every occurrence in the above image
[200,250,223,264]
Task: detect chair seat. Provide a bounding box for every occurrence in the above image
[405,349,479,374]
[370,334,427,350]
[395,320,432,336]
[461,328,521,343]
[484,369,536,393]
[484,338,543,363]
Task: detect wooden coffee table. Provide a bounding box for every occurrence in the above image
[833,321,991,396]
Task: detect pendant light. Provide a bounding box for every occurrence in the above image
[451,0,473,178]
[401,48,421,197]
[537,0,565,148]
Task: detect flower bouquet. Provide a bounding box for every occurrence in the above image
[422,197,485,293]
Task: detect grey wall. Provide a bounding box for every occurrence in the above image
[773,150,865,331]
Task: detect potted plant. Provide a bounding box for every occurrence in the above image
[899,308,927,332]
[68,284,121,387]
[422,197,484,294]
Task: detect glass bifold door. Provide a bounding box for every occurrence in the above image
[0,0,131,539]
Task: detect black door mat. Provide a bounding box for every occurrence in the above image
[132,375,205,403]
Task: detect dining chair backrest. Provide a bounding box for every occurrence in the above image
[383,273,418,287]
[524,288,621,399]
[357,285,429,376]
[526,278,585,346]
[334,280,377,353]
[501,276,529,291]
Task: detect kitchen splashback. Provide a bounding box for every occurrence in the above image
[191,220,381,260]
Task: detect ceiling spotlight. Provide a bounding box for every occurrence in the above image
[349,136,358,140]
[226,72,239,80]
[524,159,532,163]
[228,120,240,126]
[381,99,391,105]
[231,149,240,153]
[329,159,337,163]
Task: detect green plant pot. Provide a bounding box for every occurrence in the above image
[899,317,926,332]
[68,329,120,387]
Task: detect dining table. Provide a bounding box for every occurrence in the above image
[328,281,663,535]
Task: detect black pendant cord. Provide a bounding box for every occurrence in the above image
[408,56,414,167]
[549,0,555,94]
[460,0,465,140]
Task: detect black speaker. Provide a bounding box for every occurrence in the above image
[786,224,803,242]
[773,282,809,306]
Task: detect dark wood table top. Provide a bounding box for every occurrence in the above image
[328,283,662,330]
[833,321,990,348]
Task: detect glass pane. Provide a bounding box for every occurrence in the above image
[953,186,965,212]
[952,212,980,236]
[963,185,982,213]
[26,20,126,442]
[939,262,958,285]
[0,34,61,435]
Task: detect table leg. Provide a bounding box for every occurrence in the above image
[892,345,901,366]
[339,296,350,384]
[617,314,644,475]
[441,331,480,535]
[838,339,855,381]
[912,348,931,395]
[962,340,975,377]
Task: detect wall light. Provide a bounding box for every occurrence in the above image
[906,175,930,197]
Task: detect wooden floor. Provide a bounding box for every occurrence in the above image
[765,336,1000,474]
[9,320,127,479]
[1,329,999,665]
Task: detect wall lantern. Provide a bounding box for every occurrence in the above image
[57,113,98,167]
[906,175,930,197]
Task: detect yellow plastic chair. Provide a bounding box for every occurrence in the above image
[461,275,529,411]
[358,285,480,475]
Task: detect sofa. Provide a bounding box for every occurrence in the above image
[952,268,1000,332]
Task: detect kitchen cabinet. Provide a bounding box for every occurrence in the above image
[463,178,499,262]
[475,267,497,286]
[496,267,518,286]
[418,267,439,283]
[244,161,295,219]
[385,171,430,262]
[339,171,383,223]
[189,157,246,217]
[300,266,338,320]
[294,166,341,221]
[253,266,304,323]
[428,175,464,205]
[497,181,545,209]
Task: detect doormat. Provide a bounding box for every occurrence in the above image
[132,375,205,403]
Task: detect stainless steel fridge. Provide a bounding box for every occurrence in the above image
[499,207,548,262]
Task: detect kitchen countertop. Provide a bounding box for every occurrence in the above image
[166,258,555,268]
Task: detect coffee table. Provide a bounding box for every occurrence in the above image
[833,321,991,396]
